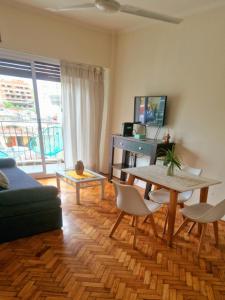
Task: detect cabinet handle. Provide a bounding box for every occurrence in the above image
[138,147,143,150]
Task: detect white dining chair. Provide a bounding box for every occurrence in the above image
[174,199,225,255]
[147,166,202,235]
[109,181,162,249]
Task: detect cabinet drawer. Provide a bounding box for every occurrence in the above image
[113,137,154,155]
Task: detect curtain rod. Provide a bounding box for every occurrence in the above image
[60,59,106,70]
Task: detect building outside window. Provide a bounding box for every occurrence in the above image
[0,55,64,176]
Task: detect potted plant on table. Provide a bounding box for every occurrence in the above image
[164,145,181,176]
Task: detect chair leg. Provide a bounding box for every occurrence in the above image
[179,203,185,220]
[143,215,149,223]
[133,216,138,249]
[188,222,196,235]
[197,223,207,256]
[213,221,219,247]
[109,211,125,237]
[148,214,158,237]
[174,218,190,238]
[179,203,184,208]
[162,209,168,236]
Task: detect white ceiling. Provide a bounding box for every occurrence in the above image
[14,0,225,31]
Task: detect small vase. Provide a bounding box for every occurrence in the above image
[75,160,84,175]
[167,164,174,176]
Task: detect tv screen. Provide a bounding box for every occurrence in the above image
[134,96,167,127]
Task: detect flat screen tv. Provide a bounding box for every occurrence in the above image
[134,96,167,127]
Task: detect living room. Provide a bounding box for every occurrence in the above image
[0,0,225,299]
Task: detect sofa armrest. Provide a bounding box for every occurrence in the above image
[0,186,59,206]
[0,158,16,168]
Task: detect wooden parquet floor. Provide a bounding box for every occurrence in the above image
[0,179,225,300]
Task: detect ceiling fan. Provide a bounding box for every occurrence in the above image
[48,0,183,24]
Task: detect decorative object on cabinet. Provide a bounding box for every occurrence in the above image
[133,123,146,139]
[121,122,134,137]
[163,132,170,144]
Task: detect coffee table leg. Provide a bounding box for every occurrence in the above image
[101,180,105,200]
[76,183,80,205]
[56,174,61,191]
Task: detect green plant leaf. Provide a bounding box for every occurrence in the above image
[163,145,181,169]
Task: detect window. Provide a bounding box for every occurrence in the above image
[0,56,63,176]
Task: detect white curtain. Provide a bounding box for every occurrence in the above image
[61,61,105,171]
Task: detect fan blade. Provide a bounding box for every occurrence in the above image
[120,5,182,24]
[47,3,95,12]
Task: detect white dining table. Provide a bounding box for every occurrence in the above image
[122,165,221,246]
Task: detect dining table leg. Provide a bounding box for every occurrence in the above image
[167,190,178,247]
[198,187,209,235]
[127,174,135,185]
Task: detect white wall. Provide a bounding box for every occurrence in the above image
[0,0,116,173]
[112,7,225,205]
[0,0,113,67]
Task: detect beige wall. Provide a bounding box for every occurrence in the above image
[112,7,225,205]
[0,0,225,205]
[0,0,115,174]
[0,0,113,67]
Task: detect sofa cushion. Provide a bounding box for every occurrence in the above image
[0,166,41,190]
[0,170,9,189]
[0,158,16,168]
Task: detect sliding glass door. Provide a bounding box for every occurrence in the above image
[0,57,64,176]
[35,62,63,175]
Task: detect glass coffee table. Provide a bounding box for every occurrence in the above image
[56,169,106,205]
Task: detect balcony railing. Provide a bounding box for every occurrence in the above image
[0,120,64,166]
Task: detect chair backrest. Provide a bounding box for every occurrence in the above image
[182,166,202,176]
[112,181,150,216]
[180,166,202,200]
[198,199,225,223]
